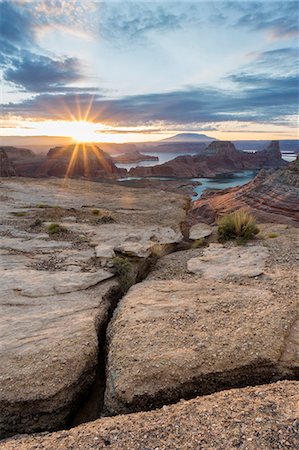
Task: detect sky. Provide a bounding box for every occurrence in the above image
[0,0,298,143]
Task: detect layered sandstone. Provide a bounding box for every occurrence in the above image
[190,156,299,226]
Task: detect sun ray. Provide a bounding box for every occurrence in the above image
[82,142,90,177]
[90,143,112,174]
[64,142,80,181]
[83,95,95,122]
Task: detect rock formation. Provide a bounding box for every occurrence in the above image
[0,175,298,447]
[104,277,297,415]
[41,144,124,178]
[0,149,16,177]
[190,156,299,226]
[2,145,127,179]
[0,178,187,438]
[0,146,37,160]
[112,150,158,164]
[129,141,287,178]
[2,381,297,449]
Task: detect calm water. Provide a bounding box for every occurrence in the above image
[116,149,295,200]
[191,170,258,200]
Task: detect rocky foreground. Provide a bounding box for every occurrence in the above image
[1,382,298,449]
[190,156,299,226]
[0,176,298,448]
[0,178,187,438]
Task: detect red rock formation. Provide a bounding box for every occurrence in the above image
[7,144,126,179]
[129,141,287,178]
[0,149,16,177]
[0,146,37,160]
[189,157,299,226]
[112,150,158,164]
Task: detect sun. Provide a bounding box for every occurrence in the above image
[67,120,98,142]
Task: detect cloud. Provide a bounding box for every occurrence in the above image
[97,2,200,41]
[0,1,33,46]
[248,47,298,70]
[234,1,299,39]
[2,72,297,127]
[3,52,82,92]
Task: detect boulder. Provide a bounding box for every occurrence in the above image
[187,244,269,279]
[104,278,297,415]
[189,223,213,240]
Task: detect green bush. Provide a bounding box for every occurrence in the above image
[112,256,132,277]
[112,256,134,291]
[217,210,259,244]
[47,223,67,235]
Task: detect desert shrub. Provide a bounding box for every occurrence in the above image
[112,256,132,277]
[47,223,67,235]
[217,210,259,244]
[92,209,100,215]
[268,232,279,239]
[112,256,134,291]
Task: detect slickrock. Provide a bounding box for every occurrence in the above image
[59,222,182,259]
[0,178,186,438]
[187,244,269,279]
[190,156,299,226]
[104,278,297,415]
[2,381,297,449]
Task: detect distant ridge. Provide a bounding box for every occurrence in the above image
[161,133,216,143]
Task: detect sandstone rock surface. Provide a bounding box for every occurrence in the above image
[187,244,269,279]
[3,381,297,449]
[189,222,213,240]
[104,277,297,415]
[0,178,187,438]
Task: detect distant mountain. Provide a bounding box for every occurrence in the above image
[161,133,216,143]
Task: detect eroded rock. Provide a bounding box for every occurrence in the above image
[187,244,269,279]
[0,177,187,438]
[1,381,298,450]
[189,222,213,240]
[104,279,297,415]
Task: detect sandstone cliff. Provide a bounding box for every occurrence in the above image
[129,141,287,178]
[7,144,126,179]
[190,157,299,226]
[0,149,16,177]
[0,146,37,160]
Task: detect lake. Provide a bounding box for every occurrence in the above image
[116,150,295,200]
